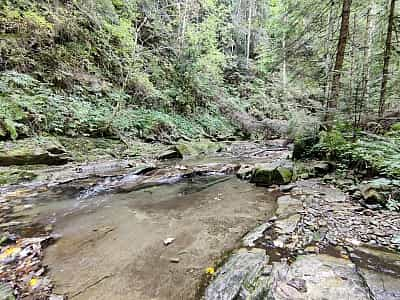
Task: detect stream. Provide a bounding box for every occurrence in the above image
[1,143,286,299]
[41,176,275,299]
[1,141,399,300]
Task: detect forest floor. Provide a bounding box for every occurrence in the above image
[0,138,399,299]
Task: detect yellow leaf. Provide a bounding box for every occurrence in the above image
[0,246,21,260]
[205,267,215,275]
[29,278,39,288]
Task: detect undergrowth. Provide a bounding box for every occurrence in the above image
[0,71,237,140]
[313,123,400,179]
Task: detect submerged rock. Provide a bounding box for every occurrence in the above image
[250,160,294,186]
[0,138,71,166]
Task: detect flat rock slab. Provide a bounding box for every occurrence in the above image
[275,195,302,218]
[359,268,400,300]
[267,254,371,300]
[205,248,268,300]
[242,222,272,247]
[274,214,300,235]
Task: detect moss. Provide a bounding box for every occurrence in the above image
[251,162,294,186]
[175,140,222,157]
[277,167,293,184]
[23,11,53,29]
[0,168,37,185]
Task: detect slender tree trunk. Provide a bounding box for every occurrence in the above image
[379,0,396,117]
[349,13,357,104]
[282,12,288,99]
[327,0,352,120]
[324,0,335,100]
[246,0,252,68]
[235,0,242,56]
[359,2,376,123]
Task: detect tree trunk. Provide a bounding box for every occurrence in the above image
[359,2,376,124]
[282,12,288,99]
[324,0,335,100]
[246,0,252,68]
[327,0,352,120]
[378,0,396,117]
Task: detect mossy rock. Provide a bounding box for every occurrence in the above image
[0,168,37,186]
[250,161,294,186]
[174,140,223,158]
[0,137,72,166]
[292,135,319,160]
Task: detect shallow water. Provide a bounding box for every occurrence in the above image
[31,175,276,299]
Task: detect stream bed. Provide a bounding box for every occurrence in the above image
[24,175,276,299]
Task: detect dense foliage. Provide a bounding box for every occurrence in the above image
[0,0,398,140]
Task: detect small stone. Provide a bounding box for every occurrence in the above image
[287,278,307,293]
[304,246,318,253]
[169,258,180,263]
[163,237,175,246]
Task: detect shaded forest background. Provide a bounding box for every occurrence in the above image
[0,0,399,141]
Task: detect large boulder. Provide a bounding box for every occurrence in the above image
[359,178,400,205]
[250,160,294,186]
[0,137,71,166]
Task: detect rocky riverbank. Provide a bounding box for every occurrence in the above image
[1,137,399,299]
[205,178,400,299]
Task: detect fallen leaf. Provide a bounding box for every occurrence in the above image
[29,278,39,288]
[205,267,215,275]
[0,246,21,260]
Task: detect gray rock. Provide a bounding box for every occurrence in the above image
[266,255,370,300]
[313,161,334,176]
[0,137,71,166]
[279,184,297,192]
[157,149,182,160]
[275,214,300,235]
[250,161,294,187]
[275,195,302,219]
[242,223,272,247]
[205,248,269,300]
[236,165,254,180]
[0,283,15,300]
[359,268,400,300]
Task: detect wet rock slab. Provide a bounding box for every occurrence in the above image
[205,248,269,300]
